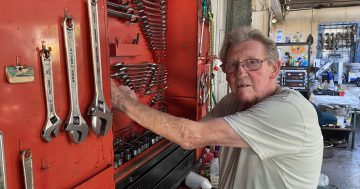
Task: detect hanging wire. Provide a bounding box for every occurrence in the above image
[311,8,314,35]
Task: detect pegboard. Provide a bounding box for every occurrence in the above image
[316,22,360,63]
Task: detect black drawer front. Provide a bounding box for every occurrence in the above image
[116,143,179,189]
[116,144,192,189]
[154,151,195,189]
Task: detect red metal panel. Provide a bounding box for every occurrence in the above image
[166,0,198,98]
[74,166,115,189]
[0,1,113,188]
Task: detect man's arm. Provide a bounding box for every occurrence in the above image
[111,83,249,150]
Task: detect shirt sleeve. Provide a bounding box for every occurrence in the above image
[223,97,307,160]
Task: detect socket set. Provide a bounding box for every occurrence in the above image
[113,132,163,168]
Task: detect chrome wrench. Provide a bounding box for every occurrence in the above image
[40,43,62,142]
[87,0,113,136]
[0,132,7,189]
[21,149,34,189]
[62,13,89,143]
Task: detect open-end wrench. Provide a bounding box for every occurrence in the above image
[21,150,34,189]
[107,2,134,14]
[111,70,154,78]
[150,93,164,103]
[136,4,166,12]
[142,20,166,28]
[139,10,166,19]
[149,76,166,84]
[149,41,166,45]
[148,80,166,88]
[146,34,166,39]
[112,62,157,68]
[150,45,167,50]
[146,36,166,42]
[112,73,150,80]
[107,9,139,23]
[146,86,168,95]
[140,16,166,24]
[39,42,62,142]
[150,45,166,49]
[88,0,113,136]
[116,66,157,73]
[139,0,166,7]
[62,13,89,143]
[144,30,166,36]
[144,25,166,31]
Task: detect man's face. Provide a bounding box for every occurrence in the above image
[224,40,279,105]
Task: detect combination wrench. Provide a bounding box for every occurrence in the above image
[21,150,34,189]
[87,0,113,136]
[62,13,89,143]
[39,42,62,142]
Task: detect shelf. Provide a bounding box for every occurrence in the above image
[281,66,309,70]
[276,42,311,46]
[321,127,355,131]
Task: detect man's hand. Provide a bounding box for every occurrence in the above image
[111,80,137,111]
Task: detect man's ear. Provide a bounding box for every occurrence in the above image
[269,60,281,79]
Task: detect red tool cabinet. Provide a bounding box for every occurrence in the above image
[0,0,210,188]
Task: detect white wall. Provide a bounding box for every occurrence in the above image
[252,0,270,35]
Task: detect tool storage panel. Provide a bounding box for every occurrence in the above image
[0,1,113,188]
[109,0,210,187]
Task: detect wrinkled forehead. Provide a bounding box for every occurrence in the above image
[226,40,266,60]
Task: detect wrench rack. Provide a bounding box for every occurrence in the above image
[0,0,210,188]
[109,0,210,188]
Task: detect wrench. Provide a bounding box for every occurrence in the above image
[139,10,166,19]
[139,0,166,7]
[107,2,134,14]
[142,20,166,27]
[21,150,34,189]
[136,4,166,12]
[39,42,62,142]
[112,62,157,68]
[140,16,166,24]
[107,9,139,23]
[88,0,113,136]
[146,86,168,95]
[62,13,89,143]
[0,132,7,189]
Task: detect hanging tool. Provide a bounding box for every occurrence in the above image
[62,12,89,143]
[0,132,7,189]
[39,42,62,142]
[87,0,113,136]
[199,0,207,56]
[21,149,34,189]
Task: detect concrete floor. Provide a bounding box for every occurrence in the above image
[321,116,360,189]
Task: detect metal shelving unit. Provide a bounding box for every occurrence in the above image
[276,42,311,94]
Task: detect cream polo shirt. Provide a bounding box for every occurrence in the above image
[204,87,323,189]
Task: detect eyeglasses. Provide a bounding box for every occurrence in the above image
[220,59,265,73]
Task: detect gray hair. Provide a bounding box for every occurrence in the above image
[219,27,279,64]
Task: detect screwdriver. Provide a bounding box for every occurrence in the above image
[199,0,207,56]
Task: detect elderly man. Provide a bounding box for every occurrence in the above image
[111,27,323,189]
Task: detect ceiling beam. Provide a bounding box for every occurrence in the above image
[269,0,284,21]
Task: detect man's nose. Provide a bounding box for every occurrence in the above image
[236,63,247,74]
